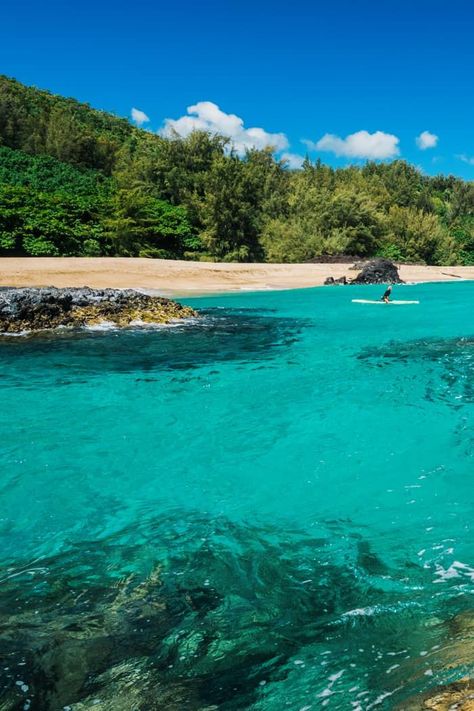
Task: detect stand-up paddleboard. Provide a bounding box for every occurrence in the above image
[352,299,419,305]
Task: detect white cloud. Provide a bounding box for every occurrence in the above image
[281,152,305,169]
[305,130,400,160]
[416,130,438,150]
[301,138,317,151]
[457,154,474,165]
[160,101,288,154]
[131,107,150,126]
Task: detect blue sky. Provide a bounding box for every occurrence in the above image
[1,0,473,177]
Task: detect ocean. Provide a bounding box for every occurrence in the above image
[1,281,474,709]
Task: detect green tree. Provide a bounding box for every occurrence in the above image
[104,188,195,257]
[200,154,264,261]
[0,184,106,256]
[382,205,458,264]
[0,74,473,266]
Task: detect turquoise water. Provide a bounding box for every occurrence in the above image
[1,281,474,709]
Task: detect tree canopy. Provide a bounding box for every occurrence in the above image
[0,75,473,264]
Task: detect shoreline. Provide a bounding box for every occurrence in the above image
[1,257,474,296]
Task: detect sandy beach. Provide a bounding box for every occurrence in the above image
[0,257,473,296]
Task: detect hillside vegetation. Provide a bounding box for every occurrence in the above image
[0,75,473,264]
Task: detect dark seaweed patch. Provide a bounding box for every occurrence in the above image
[1,513,472,710]
[357,336,474,406]
[0,310,307,387]
[0,514,395,711]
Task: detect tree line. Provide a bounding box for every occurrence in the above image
[0,75,473,264]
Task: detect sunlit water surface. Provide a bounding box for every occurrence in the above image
[1,282,474,710]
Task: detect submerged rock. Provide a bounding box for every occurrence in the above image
[0,516,372,710]
[68,659,215,711]
[352,258,403,284]
[398,678,474,710]
[0,287,196,333]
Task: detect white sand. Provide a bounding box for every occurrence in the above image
[0,257,472,296]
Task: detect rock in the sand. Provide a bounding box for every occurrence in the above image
[324,276,348,285]
[0,287,197,333]
[352,258,403,284]
[349,260,369,271]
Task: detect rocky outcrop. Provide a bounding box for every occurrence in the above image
[349,260,369,270]
[393,609,474,710]
[323,259,403,285]
[352,258,403,284]
[398,678,474,710]
[0,287,196,333]
[324,276,348,285]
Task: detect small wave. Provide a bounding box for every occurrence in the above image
[0,324,77,337]
[84,316,201,331]
[84,320,117,331]
[0,329,32,337]
[342,601,422,618]
[1,316,200,338]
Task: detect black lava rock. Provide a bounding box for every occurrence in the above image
[0,287,196,333]
[324,276,348,285]
[352,259,403,284]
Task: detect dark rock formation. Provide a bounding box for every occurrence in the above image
[349,260,369,270]
[0,287,196,333]
[323,259,402,285]
[352,258,403,284]
[324,276,348,285]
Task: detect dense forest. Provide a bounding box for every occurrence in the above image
[0,75,473,264]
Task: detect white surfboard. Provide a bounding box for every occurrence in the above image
[352,299,419,305]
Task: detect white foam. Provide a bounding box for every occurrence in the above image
[366,687,402,709]
[342,602,421,619]
[434,560,474,583]
[316,669,345,702]
[343,606,377,617]
[84,320,116,331]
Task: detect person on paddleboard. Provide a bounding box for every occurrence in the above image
[381,285,392,303]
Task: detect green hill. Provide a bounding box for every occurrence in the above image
[0,74,473,264]
[0,75,137,174]
[0,145,111,196]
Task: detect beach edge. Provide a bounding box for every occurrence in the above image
[0,257,473,296]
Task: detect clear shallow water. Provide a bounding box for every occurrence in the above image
[1,282,474,709]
